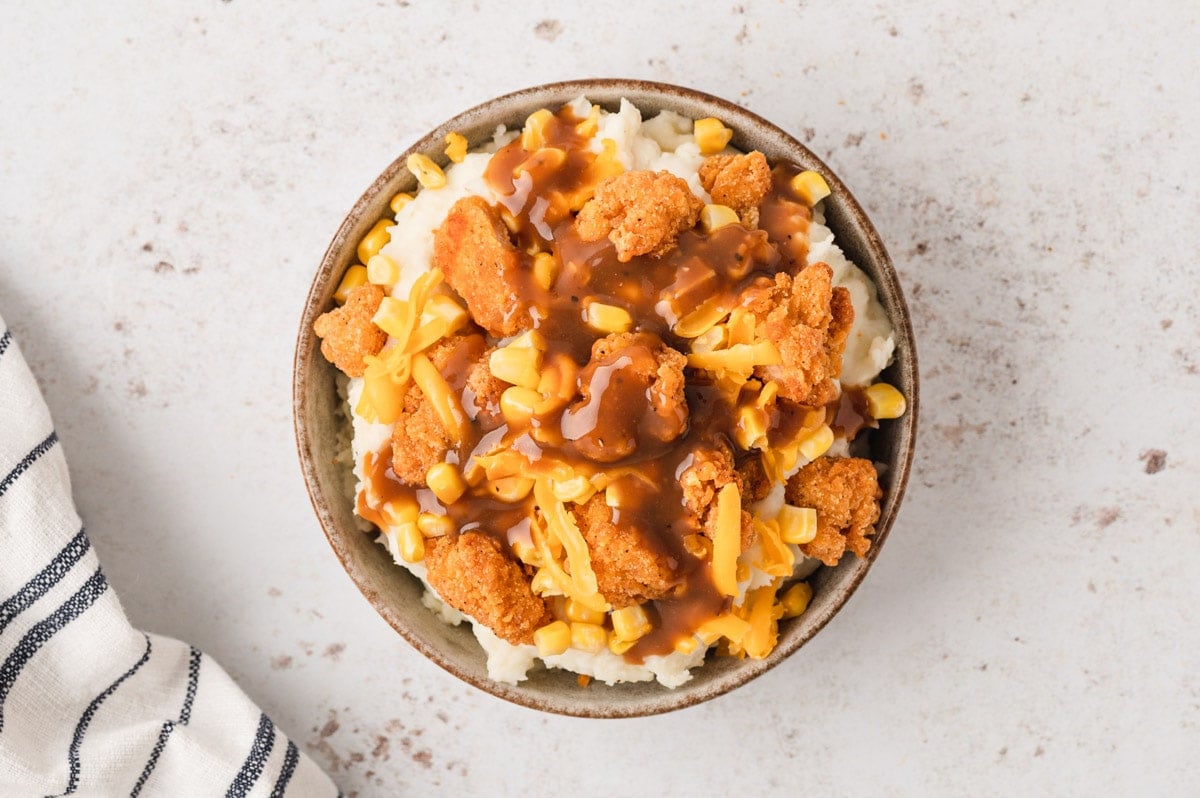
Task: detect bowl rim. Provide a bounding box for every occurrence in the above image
[293,78,919,718]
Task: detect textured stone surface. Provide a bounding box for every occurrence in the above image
[2,1,1197,794]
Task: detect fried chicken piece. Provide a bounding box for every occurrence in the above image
[784,457,882,567]
[699,152,771,227]
[433,196,530,337]
[679,441,755,550]
[424,532,551,644]
[741,263,854,407]
[572,494,679,609]
[313,283,387,377]
[463,346,507,431]
[736,454,773,503]
[563,332,689,462]
[390,334,484,484]
[574,170,703,262]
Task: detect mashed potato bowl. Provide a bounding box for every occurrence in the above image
[294,79,918,717]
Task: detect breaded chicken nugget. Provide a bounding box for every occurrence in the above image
[313,283,388,377]
[679,441,756,550]
[784,457,881,566]
[698,152,772,227]
[575,170,703,261]
[571,494,679,609]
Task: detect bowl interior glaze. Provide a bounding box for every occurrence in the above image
[293,79,918,718]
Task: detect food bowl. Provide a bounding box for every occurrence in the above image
[293,79,918,717]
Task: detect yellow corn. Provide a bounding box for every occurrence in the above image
[366,253,400,286]
[700,203,739,233]
[533,252,558,291]
[780,582,813,618]
[610,605,651,642]
[397,522,424,563]
[421,294,469,330]
[357,219,393,265]
[521,109,554,150]
[694,117,733,154]
[777,504,817,545]
[734,404,768,450]
[378,495,419,527]
[864,382,906,420]
[682,533,711,560]
[534,620,571,657]
[488,476,535,503]
[564,599,606,625]
[489,345,542,389]
[674,636,699,655]
[444,132,468,163]
[797,424,834,462]
[608,633,636,656]
[507,329,547,351]
[406,153,447,189]
[372,297,410,339]
[424,462,466,505]
[499,386,542,426]
[570,622,607,654]
[583,301,633,334]
[536,354,579,403]
[550,475,594,504]
[389,192,414,215]
[333,264,368,304]
[417,512,455,538]
[712,483,742,597]
[791,170,831,205]
[530,568,562,597]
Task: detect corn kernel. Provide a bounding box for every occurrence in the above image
[550,475,594,504]
[777,504,817,545]
[570,622,607,654]
[533,252,558,291]
[694,117,733,154]
[734,404,768,450]
[534,620,571,656]
[798,424,834,461]
[790,170,831,206]
[564,598,606,625]
[333,264,369,304]
[371,297,410,339]
[608,633,636,655]
[424,462,466,505]
[674,636,699,655]
[536,354,579,402]
[530,568,561,597]
[366,253,400,286]
[444,131,468,163]
[682,533,712,559]
[780,582,813,618]
[488,476,534,503]
[700,203,739,233]
[507,328,547,351]
[357,218,393,265]
[610,605,651,641]
[489,345,542,389]
[584,301,633,334]
[417,512,455,538]
[864,382,907,420]
[406,153,447,190]
[397,522,424,563]
[389,192,414,215]
[499,386,542,426]
[521,109,554,150]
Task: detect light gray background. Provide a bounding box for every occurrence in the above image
[2,1,1197,795]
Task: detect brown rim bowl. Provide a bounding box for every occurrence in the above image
[293,79,919,718]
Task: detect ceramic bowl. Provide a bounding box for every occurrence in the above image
[294,79,918,717]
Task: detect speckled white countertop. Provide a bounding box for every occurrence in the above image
[2,1,1198,795]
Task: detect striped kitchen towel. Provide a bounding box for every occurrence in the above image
[0,316,337,797]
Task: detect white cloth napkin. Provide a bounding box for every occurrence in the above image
[0,315,338,797]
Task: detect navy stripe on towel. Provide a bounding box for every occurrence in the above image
[0,528,90,636]
[226,713,276,798]
[0,431,59,500]
[0,330,11,359]
[61,634,153,794]
[0,567,107,731]
[130,647,201,797]
[269,741,300,798]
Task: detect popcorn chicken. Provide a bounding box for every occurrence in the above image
[571,494,679,609]
[784,457,881,566]
[679,441,756,550]
[312,283,388,377]
[699,151,771,227]
[574,170,703,261]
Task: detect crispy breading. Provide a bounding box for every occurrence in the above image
[785,457,882,566]
[463,346,507,430]
[698,152,771,226]
[574,170,703,262]
[566,332,689,462]
[736,454,773,503]
[424,532,551,644]
[680,441,756,550]
[312,284,388,377]
[572,494,678,609]
[741,263,855,407]
[432,196,530,337]
[390,335,479,485]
